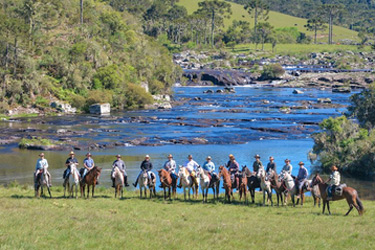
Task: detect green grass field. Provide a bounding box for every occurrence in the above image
[0,186,374,249]
[178,0,358,42]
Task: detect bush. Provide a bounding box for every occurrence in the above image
[259,63,285,80]
[124,83,153,109]
[35,96,49,107]
[70,95,86,110]
[86,90,113,107]
[92,65,122,90]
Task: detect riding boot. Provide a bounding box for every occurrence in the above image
[133,178,138,187]
[124,176,129,187]
[112,178,115,188]
[177,179,182,188]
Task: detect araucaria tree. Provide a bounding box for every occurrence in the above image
[244,0,269,33]
[198,0,232,47]
[320,3,343,44]
[305,17,327,44]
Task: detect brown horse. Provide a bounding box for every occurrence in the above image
[242,166,260,203]
[158,169,177,200]
[312,174,364,216]
[269,171,286,206]
[218,166,233,203]
[80,166,102,198]
[238,171,248,204]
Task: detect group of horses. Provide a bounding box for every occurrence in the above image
[34,163,364,216]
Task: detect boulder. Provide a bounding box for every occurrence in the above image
[293,89,304,94]
[203,90,214,94]
[50,102,76,113]
[89,103,111,115]
[317,98,332,104]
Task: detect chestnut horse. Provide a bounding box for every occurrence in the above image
[312,174,364,216]
[238,170,248,204]
[80,166,102,198]
[269,171,286,206]
[158,169,177,200]
[218,166,233,203]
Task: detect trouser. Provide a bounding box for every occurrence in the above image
[134,171,153,186]
[328,185,336,198]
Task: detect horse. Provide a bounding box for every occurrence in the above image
[197,166,210,203]
[80,166,102,198]
[65,163,80,198]
[138,170,156,199]
[178,166,197,200]
[312,174,364,216]
[281,172,298,206]
[158,169,177,200]
[242,166,260,204]
[35,168,52,198]
[238,170,248,204]
[218,165,233,203]
[310,175,321,207]
[269,171,286,206]
[113,167,124,199]
[295,179,314,206]
[260,169,273,206]
[209,172,220,201]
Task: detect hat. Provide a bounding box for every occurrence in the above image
[331,165,338,171]
[207,156,212,160]
[285,159,290,162]
[269,156,274,160]
[298,161,304,165]
[69,151,75,155]
[168,154,173,158]
[116,154,121,158]
[86,152,92,156]
[188,154,193,158]
[229,154,234,158]
[39,153,45,157]
[254,154,260,158]
[145,155,150,158]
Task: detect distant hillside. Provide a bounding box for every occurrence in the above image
[177,0,358,42]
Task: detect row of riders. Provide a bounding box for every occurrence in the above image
[34,151,364,216]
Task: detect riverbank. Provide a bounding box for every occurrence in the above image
[0,186,373,249]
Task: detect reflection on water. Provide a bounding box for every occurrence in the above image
[0,87,372,200]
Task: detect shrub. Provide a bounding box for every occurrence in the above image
[35,96,49,107]
[92,65,122,90]
[124,83,153,109]
[86,90,113,107]
[260,63,285,80]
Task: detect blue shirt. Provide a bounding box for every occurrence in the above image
[297,166,308,181]
[84,158,94,168]
[202,161,215,173]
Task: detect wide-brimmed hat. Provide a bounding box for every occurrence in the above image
[188,154,193,158]
[331,165,338,171]
[69,151,75,155]
[229,154,234,159]
[269,156,274,160]
[145,155,150,158]
[285,159,290,162]
[207,156,212,160]
[39,153,45,157]
[254,154,260,158]
[116,154,121,158]
[298,161,304,165]
[168,154,173,158]
[86,152,92,157]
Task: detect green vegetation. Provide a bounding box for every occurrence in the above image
[0,186,374,249]
[260,63,284,80]
[18,137,54,149]
[0,0,178,112]
[310,85,375,180]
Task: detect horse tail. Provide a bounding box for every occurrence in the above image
[356,196,365,215]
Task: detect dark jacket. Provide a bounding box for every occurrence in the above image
[140,160,153,171]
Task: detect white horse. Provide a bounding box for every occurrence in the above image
[113,167,124,199]
[198,166,210,203]
[260,169,273,206]
[64,163,80,198]
[178,166,198,200]
[282,172,298,206]
[139,171,156,199]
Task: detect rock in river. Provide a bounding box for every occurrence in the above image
[293,89,304,94]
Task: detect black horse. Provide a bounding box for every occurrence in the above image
[242,166,260,203]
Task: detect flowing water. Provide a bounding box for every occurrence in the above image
[1,86,373,199]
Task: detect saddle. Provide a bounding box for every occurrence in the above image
[327,184,347,196]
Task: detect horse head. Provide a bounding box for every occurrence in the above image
[312,173,323,186]
[218,165,225,178]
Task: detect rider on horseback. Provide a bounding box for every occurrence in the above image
[327,165,340,201]
[34,153,52,187]
[295,161,308,195]
[202,156,216,180]
[266,156,276,174]
[159,154,177,188]
[63,151,79,187]
[178,155,199,188]
[281,159,293,178]
[133,155,154,187]
[111,154,130,187]
[81,153,95,184]
[253,154,264,179]
[226,154,239,189]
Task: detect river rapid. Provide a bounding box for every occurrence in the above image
[1,86,374,199]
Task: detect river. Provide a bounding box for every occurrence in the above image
[1,86,374,199]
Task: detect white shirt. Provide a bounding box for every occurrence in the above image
[185,160,199,173]
[35,158,48,171]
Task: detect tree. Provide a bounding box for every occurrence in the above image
[348,84,375,129]
[244,0,269,34]
[255,21,273,50]
[305,17,327,44]
[320,3,344,44]
[80,0,83,24]
[197,0,232,47]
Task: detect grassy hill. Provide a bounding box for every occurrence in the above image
[178,0,358,42]
[0,186,374,249]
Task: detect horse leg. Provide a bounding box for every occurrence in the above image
[322,200,326,214]
[87,185,90,199]
[327,201,331,215]
[263,191,266,206]
[250,189,255,203]
[163,187,166,200]
[75,184,78,199]
[345,205,354,216]
[292,195,295,207]
[140,187,142,198]
[269,191,273,206]
[47,186,52,198]
[92,185,95,198]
